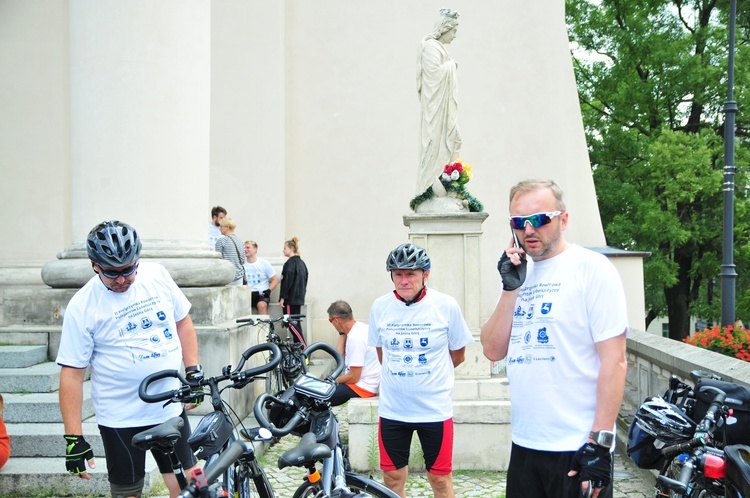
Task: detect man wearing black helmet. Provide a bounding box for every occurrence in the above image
[56,220,201,498]
[368,243,474,498]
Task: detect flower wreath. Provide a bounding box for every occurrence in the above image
[410,160,484,212]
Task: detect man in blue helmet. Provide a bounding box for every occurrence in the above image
[368,243,474,498]
[56,220,202,498]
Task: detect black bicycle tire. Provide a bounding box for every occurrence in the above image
[265,365,286,395]
[291,473,398,498]
[234,459,275,498]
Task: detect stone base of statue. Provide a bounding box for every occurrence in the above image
[413,191,469,214]
[403,211,490,379]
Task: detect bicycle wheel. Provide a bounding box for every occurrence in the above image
[265,365,285,395]
[292,473,398,498]
[234,459,275,498]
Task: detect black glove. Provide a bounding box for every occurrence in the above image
[64,434,94,475]
[569,442,612,490]
[262,289,271,298]
[185,366,205,406]
[497,252,527,291]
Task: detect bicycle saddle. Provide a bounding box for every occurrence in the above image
[131,416,184,451]
[277,431,333,469]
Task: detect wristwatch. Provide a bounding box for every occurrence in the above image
[589,430,615,448]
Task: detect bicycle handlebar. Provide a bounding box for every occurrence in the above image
[139,342,282,404]
[253,392,309,437]
[303,341,345,380]
[236,314,306,326]
[660,386,726,459]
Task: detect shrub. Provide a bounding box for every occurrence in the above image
[684,323,750,362]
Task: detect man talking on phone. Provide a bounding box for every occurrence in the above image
[480,179,628,498]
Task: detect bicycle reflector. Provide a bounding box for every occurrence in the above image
[702,449,727,479]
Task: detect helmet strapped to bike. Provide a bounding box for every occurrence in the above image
[627,415,666,469]
[634,396,696,445]
[386,243,431,271]
[86,220,142,268]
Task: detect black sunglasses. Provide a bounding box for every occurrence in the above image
[98,261,139,279]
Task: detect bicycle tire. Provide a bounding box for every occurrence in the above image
[265,365,286,395]
[234,459,275,498]
[291,473,399,498]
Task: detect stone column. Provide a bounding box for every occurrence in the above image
[403,212,491,378]
[42,1,233,289]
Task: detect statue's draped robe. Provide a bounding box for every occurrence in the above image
[416,37,461,195]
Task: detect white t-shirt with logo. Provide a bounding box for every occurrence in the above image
[56,261,191,428]
[506,244,628,451]
[345,321,381,394]
[243,258,276,292]
[368,288,474,422]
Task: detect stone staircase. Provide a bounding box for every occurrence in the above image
[0,334,163,496]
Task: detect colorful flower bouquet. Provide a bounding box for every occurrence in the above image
[684,323,750,362]
[410,160,483,212]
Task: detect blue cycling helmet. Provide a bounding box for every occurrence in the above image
[386,243,431,271]
[86,220,142,268]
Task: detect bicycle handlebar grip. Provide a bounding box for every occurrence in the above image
[202,440,247,484]
[302,342,345,379]
[138,369,184,403]
[661,437,701,459]
[236,317,260,325]
[235,342,283,375]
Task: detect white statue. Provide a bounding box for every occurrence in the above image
[416,8,461,198]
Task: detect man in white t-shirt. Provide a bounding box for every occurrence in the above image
[243,240,278,315]
[368,243,474,498]
[480,179,628,498]
[326,300,380,406]
[208,205,226,247]
[56,220,202,498]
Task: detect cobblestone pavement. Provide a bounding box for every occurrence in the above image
[247,408,657,498]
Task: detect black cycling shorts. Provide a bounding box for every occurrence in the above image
[99,410,196,484]
[251,291,270,307]
[378,417,453,475]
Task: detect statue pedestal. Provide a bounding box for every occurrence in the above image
[403,212,490,379]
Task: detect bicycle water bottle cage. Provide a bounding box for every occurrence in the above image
[188,411,234,460]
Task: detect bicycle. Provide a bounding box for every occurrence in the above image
[253,341,399,498]
[138,342,281,498]
[236,314,307,395]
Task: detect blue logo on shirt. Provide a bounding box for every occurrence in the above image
[541,303,552,315]
[420,337,428,347]
[157,311,167,321]
[141,318,152,329]
[537,327,549,344]
[403,355,413,364]
[404,338,413,349]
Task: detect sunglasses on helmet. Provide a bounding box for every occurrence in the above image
[508,211,563,230]
[98,262,139,279]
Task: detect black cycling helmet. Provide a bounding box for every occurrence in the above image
[386,243,431,271]
[86,220,142,268]
[634,396,696,445]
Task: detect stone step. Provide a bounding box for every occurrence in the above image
[0,344,49,368]
[0,455,162,496]
[3,382,94,423]
[0,361,60,393]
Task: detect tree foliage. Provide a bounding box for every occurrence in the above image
[566,0,750,340]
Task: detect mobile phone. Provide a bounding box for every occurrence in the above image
[511,230,525,259]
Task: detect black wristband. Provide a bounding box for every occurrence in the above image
[185,364,201,373]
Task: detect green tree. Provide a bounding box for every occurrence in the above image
[566,0,750,340]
